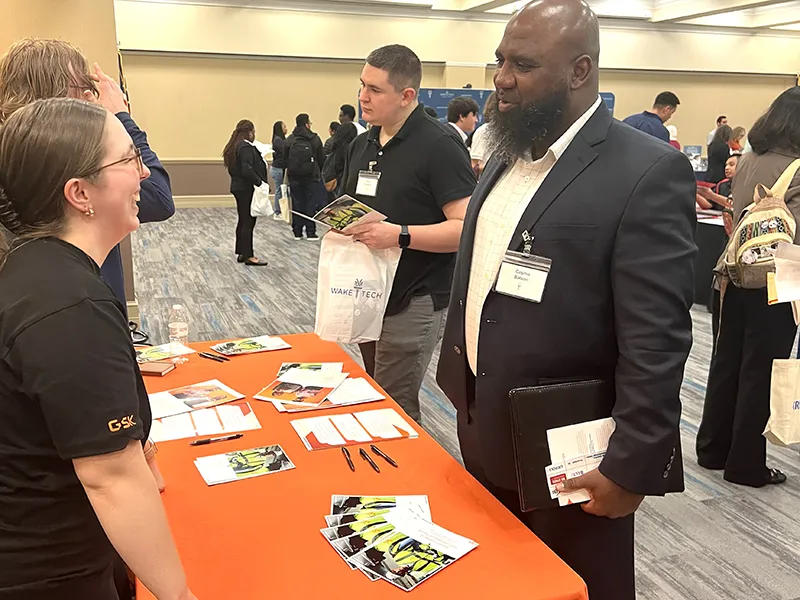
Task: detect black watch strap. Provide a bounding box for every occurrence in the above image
[399,224,411,249]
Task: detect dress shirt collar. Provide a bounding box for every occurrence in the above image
[449,121,469,144]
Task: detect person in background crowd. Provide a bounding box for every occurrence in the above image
[697,86,800,488]
[697,154,739,212]
[423,105,439,119]
[666,125,681,150]
[446,96,480,145]
[322,122,358,199]
[622,91,680,143]
[340,44,476,424]
[707,115,728,146]
[270,120,288,219]
[730,126,746,152]
[324,121,340,156]
[706,124,733,185]
[223,119,269,266]
[339,103,367,135]
[286,113,325,241]
[0,97,196,600]
[469,91,496,177]
[0,38,174,314]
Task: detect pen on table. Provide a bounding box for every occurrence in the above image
[190,433,243,446]
[359,447,381,473]
[341,447,355,472]
[207,351,230,361]
[198,352,226,363]
[370,444,398,468]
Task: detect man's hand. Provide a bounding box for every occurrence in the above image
[83,62,129,115]
[346,222,401,250]
[557,469,644,519]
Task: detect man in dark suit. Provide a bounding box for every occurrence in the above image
[435,1,697,598]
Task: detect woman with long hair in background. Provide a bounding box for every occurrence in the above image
[706,124,734,185]
[270,120,288,219]
[222,119,268,266]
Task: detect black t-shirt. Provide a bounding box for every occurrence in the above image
[341,104,476,316]
[0,238,151,595]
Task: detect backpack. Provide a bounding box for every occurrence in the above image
[715,158,800,289]
[287,136,316,178]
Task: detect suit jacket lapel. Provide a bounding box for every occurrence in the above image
[509,106,612,251]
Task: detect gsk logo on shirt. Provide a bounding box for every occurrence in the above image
[108,415,137,432]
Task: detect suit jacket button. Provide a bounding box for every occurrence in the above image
[663,470,669,479]
[454,346,462,355]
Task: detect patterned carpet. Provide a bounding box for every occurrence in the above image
[133,207,800,600]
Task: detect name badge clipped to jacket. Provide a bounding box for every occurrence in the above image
[356,161,381,197]
[494,231,552,303]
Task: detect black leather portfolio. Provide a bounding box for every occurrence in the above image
[508,379,614,512]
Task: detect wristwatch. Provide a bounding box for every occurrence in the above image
[399,225,411,249]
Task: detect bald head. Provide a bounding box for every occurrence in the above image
[488,0,601,162]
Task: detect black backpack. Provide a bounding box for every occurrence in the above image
[288,136,316,178]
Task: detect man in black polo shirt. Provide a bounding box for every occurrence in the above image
[341,44,476,423]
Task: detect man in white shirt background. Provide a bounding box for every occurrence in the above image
[707,114,727,146]
[446,96,479,145]
[469,91,496,177]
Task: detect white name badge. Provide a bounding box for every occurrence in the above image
[356,170,381,197]
[494,250,552,303]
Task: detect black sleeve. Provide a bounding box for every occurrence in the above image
[600,151,697,496]
[427,134,477,209]
[11,299,147,459]
[315,135,326,171]
[237,145,263,187]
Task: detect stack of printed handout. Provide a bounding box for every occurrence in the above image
[209,335,291,357]
[321,495,479,592]
[255,362,385,413]
[194,444,295,486]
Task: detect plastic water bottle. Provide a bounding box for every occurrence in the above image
[168,304,190,364]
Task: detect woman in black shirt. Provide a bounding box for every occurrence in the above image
[0,98,194,600]
[270,120,288,218]
[222,119,268,267]
[706,124,733,185]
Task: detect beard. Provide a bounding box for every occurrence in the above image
[487,84,569,163]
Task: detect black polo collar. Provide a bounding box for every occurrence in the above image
[366,103,427,146]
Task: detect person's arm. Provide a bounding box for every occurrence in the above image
[238,145,263,187]
[86,63,174,223]
[604,152,697,494]
[697,186,730,209]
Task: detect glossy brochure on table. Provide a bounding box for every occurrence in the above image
[148,379,245,420]
[135,342,195,364]
[276,362,344,376]
[149,401,261,442]
[209,335,291,356]
[271,377,385,413]
[254,368,349,407]
[194,444,295,486]
[291,408,418,451]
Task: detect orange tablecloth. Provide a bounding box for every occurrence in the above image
[137,333,587,600]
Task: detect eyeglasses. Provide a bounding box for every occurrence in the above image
[87,147,145,178]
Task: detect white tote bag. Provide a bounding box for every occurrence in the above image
[764,359,800,446]
[250,183,274,218]
[279,183,292,225]
[314,233,402,344]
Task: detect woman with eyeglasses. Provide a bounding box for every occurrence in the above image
[0,98,195,600]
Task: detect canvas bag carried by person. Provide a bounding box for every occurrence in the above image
[765,359,800,446]
[287,137,316,179]
[250,182,274,218]
[279,182,292,225]
[715,159,800,289]
[315,233,401,344]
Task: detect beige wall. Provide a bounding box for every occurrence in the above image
[122,53,444,159]
[116,0,800,75]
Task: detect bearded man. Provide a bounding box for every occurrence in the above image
[435,1,697,598]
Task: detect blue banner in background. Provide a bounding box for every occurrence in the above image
[600,92,615,117]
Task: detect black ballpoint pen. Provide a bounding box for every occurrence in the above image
[370,444,398,468]
[359,447,381,473]
[342,447,355,472]
[205,352,230,362]
[198,352,225,363]
[190,433,243,446]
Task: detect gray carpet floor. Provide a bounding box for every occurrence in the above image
[133,207,800,600]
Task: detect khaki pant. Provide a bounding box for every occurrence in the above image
[359,295,446,423]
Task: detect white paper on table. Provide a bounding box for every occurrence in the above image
[290,416,347,450]
[329,413,373,442]
[773,242,800,303]
[191,408,224,436]
[194,455,231,485]
[216,403,261,432]
[354,408,418,439]
[382,510,478,559]
[150,412,196,442]
[328,495,432,521]
[277,362,344,377]
[278,368,349,389]
[326,378,385,405]
[546,417,615,464]
[148,391,192,420]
